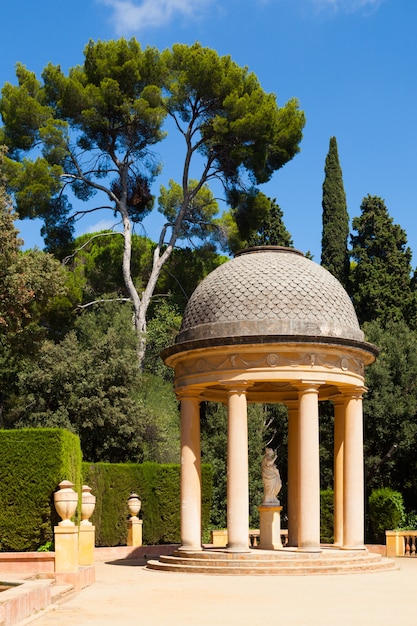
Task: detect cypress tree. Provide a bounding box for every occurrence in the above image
[321,137,349,287]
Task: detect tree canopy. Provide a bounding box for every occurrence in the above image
[350,195,417,328]
[0,39,305,368]
[215,189,293,254]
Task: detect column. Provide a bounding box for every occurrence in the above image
[286,402,299,547]
[226,384,250,552]
[297,382,322,552]
[178,390,202,552]
[343,388,366,550]
[333,396,346,547]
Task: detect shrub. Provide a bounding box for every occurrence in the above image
[0,428,82,551]
[368,487,405,542]
[320,489,334,544]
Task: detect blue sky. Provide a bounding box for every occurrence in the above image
[2,0,416,262]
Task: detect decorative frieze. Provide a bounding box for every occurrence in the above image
[177,348,364,378]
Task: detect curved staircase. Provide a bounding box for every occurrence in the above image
[146,547,398,575]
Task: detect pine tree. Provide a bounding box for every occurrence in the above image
[321,137,349,287]
[350,195,417,328]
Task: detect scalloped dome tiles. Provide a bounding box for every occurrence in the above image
[176,247,364,346]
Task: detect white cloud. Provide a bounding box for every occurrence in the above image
[311,0,386,13]
[98,0,213,35]
[82,218,123,235]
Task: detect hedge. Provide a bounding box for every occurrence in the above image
[0,428,82,551]
[0,428,213,550]
[83,461,213,546]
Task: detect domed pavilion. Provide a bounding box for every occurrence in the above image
[161,246,379,560]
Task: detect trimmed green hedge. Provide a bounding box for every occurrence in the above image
[83,462,212,546]
[0,428,82,551]
[0,428,213,549]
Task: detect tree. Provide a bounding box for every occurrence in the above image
[362,320,417,511]
[350,195,417,328]
[8,303,180,463]
[0,39,305,367]
[215,189,293,255]
[321,137,349,288]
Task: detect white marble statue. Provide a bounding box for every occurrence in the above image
[261,448,282,504]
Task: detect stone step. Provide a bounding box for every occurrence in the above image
[146,550,398,576]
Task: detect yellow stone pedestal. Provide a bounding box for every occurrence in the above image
[54,525,78,573]
[79,525,96,566]
[258,505,283,550]
[127,518,143,547]
[385,530,405,557]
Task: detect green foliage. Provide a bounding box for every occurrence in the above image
[164,42,305,185]
[1,39,304,369]
[215,190,293,254]
[363,320,417,510]
[0,428,82,551]
[66,231,154,300]
[158,179,219,241]
[319,400,335,490]
[320,489,334,544]
[350,195,417,328]
[368,487,405,542]
[321,136,349,288]
[8,304,180,464]
[142,301,182,381]
[83,461,212,545]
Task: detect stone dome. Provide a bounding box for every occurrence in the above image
[175,247,365,347]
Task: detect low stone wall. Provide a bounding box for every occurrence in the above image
[0,552,55,575]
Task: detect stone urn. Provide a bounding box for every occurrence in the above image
[54,480,78,526]
[80,484,96,526]
[127,493,141,519]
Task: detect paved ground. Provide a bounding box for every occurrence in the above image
[20,557,416,626]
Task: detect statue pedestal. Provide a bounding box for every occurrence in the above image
[258,504,283,550]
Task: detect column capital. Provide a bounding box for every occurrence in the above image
[341,386,367,401]
[296,380,325,394]
[220,380,250,395]
[176,387,204,401]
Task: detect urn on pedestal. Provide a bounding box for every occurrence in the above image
[81,484,96,526]
[128,492,142,519]
[54,480,78,526]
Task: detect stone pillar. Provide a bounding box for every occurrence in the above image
[343,388,366,550]
[297,382,322,552]
[54,526,79,574]
[178,390,202,552]
[79,525,96,566]
[127,518,143,548]
[226,384,250,552]
[333,396,346,547]
[286,402,299,547]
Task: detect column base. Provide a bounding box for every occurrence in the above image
[297,545,322,553]
[341,544,367,551]
[177,544,203,552]
[226,545,251,553]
